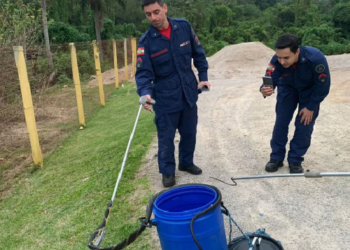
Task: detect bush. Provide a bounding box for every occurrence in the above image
[34,49,95,86]
[49,21,91,44]
[115,23,143,38]
[57,73,72,85]
[203,39,229,56]
[76,50,96,78]
[319,42,350,55]
[101,18,115,40]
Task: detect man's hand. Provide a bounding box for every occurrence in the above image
[261,86,274,97]
[198,81,211,90]
[299,107,314,125]
[142,94,152,112]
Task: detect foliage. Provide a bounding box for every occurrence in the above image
[332,1,350,38]
[114,23,143,38]
[48,21,91,44]
[319,41,350,54]
[34,49,95,86]
[4,0,350,56]
[2,0,350,100]
[205,39,229,56]
[0,0,41,46]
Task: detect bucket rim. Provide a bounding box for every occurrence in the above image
[153,184,220,220]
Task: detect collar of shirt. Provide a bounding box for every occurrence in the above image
[158,22,171,39]
[149,17,179,38]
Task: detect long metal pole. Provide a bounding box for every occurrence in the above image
[232,172,350,181]
[111,104,143,202]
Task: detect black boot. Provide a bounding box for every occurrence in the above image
[265,159,283,172]
[162,174,175,188]
[289,162,304,173]
[178,164,202,175]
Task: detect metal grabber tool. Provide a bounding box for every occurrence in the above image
[88,96,155,250]
[212,172,350,186]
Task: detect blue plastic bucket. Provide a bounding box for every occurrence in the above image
[152,184,227,250]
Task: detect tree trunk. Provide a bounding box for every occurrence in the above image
[41,0,54,69]
[93,4,103,61]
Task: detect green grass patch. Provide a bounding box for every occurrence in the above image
[0,82,118,195]
[0,82,158,250]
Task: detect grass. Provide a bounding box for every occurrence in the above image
[0,82,158,250]
[1,82,117,195]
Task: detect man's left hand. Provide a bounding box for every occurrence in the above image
[299,108,314,125]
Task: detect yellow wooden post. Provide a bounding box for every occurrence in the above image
[13,46,43,167]
[131,38,137,77]
[69,43,86,128]
[93,40,105,106]
[113,40,119,89]
[124,38,128,81]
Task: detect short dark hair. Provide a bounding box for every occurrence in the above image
[275,34,301,54]
[142,0,164,9]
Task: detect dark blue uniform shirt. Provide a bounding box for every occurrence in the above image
[266,46,331,111]
[135,18,209,114]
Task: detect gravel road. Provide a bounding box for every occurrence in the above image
[139,42,350,250]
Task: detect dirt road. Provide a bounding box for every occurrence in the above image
[139,42,350,250]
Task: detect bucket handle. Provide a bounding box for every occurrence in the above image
[189,184,224,250]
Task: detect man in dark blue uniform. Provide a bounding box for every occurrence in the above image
[261,34,331,173]
[136,0,210,187]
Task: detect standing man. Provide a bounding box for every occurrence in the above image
[261,34,331,173]
[136,0,210,187]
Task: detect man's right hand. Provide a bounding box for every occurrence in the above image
[261,86,274,97]
[142,94,152,112]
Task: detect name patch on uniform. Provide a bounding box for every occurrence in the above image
[137,47,145,56]
[180,41,190,47]
[137,57,143,68]
[315,64,325,73]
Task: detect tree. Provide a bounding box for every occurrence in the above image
[209,5,233,29]
[83,0,104,59]
[0,0,41,46]
[276,4,295,28]
[41,0,54,69]
[332,1,350,38]
[293,0,311,27]
[81,0,125,60]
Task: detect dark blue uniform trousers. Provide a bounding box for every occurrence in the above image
[270,86,319,163]
[155,102,197,176]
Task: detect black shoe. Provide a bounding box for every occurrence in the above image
[178,164,202,175]
[162,174,175,188]
[265,160,283,172]
[289,162,304,173]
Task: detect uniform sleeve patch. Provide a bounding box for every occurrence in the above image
[137,57,143,68]
[318,73,327,83]
[267,63,275,72]
[137,47,145,56]
[315,64,325,73]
